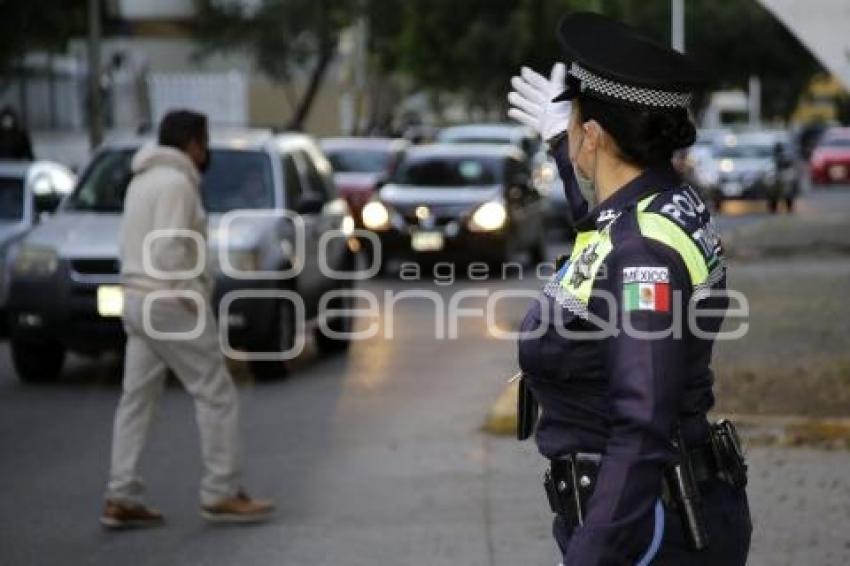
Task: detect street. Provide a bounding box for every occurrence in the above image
[1,188,850,566]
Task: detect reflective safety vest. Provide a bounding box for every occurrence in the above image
[544,193,725,319]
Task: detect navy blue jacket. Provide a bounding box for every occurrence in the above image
[518,138,727,565]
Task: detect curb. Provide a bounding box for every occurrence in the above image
[483,382,850,449]
[482,380,520,437]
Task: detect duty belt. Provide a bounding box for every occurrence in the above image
[543,420,748,552]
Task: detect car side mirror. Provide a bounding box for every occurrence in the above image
[296,193,325,215]
[34,193,63,216]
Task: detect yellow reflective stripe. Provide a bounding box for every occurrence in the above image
[637,211,709,286]
[637,194,658,212]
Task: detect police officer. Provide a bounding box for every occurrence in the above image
[507,12,752,565]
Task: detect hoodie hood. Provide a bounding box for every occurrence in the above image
[131,144,201,187]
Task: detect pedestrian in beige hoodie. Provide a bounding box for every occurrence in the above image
[102,110,273,528]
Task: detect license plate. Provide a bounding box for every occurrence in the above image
[411,231,444,252]
[97,285,124,317]
[722,181,743,196]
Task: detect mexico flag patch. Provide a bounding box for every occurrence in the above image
[623,267,670,313]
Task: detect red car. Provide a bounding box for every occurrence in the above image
[319,137,408,220]
[810,127,850,185]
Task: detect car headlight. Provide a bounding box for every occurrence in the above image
[341,215,355,236]
[13,245,59,277]
[468,201,507,232]
[323,197,350,216]
[362,201,391,231]
[533,162,557,193]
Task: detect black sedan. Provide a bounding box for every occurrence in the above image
[360,144,546,270]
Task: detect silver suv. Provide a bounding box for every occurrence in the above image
[6,130,357,382]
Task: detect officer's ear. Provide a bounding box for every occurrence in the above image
[581,120,603,152]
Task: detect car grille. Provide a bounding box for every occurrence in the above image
[397,204,470,228]
[70,258,120,276]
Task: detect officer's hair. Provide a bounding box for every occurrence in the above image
[577,96,696,168]
[158,109,208,151]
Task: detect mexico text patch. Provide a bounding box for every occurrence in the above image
[623,267,670,312]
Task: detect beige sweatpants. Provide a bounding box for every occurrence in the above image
[106,290,241,506]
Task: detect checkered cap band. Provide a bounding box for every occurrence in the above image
[569,63,693,109]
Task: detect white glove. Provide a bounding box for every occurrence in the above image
[507,63,572,143]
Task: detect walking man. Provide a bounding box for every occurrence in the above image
[102,110,273,528]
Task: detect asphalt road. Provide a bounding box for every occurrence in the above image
[1,188,849,565]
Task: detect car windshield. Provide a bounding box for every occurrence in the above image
[326,149,392,174]
[717,144,774,159]
[393,156,502,187]
[202,150,274,212]
[64,150,133,212]
[0,176,25,220]
[64,148,274,213]
[821,137,850,148]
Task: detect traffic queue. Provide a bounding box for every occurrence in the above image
[0,113,839,384]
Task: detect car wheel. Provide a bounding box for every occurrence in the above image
[248,297,295,381]
[314,285,353,354]
[11,338,65,383]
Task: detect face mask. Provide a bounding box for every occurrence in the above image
[570,127,598,208]
[197,149,211,173]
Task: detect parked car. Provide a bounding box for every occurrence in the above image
[360,143,546,269]
[0,160,75,330]
[319,137,408,222]
[6,130,356,382]
[810,127,850,185]
[703,131,798,212]
[684,129,732,191]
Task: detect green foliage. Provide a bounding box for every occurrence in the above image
[0,0,87,74]
[194,0,355,83]
[193,0,357,128]
[368,0,822,120]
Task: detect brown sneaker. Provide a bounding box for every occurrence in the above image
[201,491,274,524]
[100,500,164,529]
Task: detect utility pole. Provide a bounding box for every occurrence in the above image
[671,0,685,53]
[87,0,103,149]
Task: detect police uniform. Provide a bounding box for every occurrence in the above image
[516,13,752,565]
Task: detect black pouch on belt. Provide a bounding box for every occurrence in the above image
[709,419,748,488]
[543,453,601,527]
[516,372,539,441]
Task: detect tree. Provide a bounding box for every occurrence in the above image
[0,1,87,82]
[368,0,822,123]
[193,0,356,130]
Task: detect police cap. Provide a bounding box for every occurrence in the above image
[553,12,709,109]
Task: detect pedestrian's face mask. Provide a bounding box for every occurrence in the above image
[197,148,211,173]
[190,136,211,173]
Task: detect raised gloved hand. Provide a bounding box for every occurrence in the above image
[507,63,571,143]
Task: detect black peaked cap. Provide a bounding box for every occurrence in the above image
[553,12,710,108]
